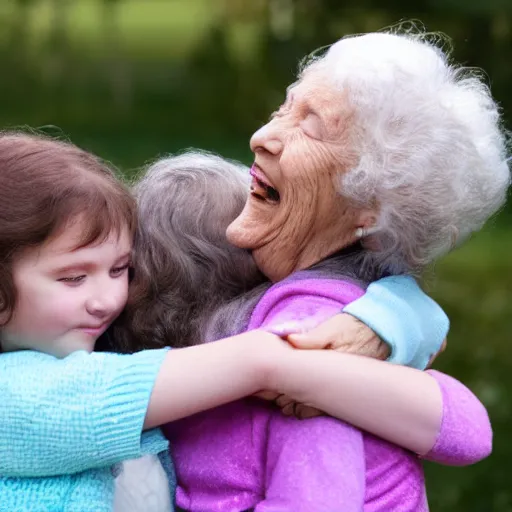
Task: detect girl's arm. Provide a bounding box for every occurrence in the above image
[143,330,283,428]
[0,330,283,477]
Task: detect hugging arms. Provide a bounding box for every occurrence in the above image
[0,242,489,475]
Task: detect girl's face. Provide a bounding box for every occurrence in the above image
[0,218,131,357]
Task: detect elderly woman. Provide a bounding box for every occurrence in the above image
[115,27,508,497]
[0,148,454,512]
[149,30,508,511]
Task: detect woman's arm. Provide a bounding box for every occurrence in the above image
[270,349,443,455]
[423,370,492,465]
[250,278,443,455]
[343,276,449,369]
[270,350,491,464]
[0,330,283,477]
[252,278,490,464]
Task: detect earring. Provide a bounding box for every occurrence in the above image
[355,226,379,238]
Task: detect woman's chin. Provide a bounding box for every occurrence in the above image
[227,215,264,250]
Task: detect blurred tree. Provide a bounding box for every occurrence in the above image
[100,0,133,112]
[43,0,72,86]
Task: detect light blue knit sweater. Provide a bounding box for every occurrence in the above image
[344,275,449,369]
[0,348,176,512]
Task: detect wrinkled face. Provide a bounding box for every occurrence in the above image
[227,73,371,281]
[0,219,131,357]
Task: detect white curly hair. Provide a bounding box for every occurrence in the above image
[299,28,511,274]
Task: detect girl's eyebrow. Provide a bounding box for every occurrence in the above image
[51,261,95,274]
[51,252,131,273]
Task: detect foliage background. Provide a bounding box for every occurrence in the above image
[0,1,511,510]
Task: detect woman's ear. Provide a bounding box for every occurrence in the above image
[354,210,379,239]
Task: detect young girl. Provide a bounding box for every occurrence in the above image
[118,151,491,511]
[0,132,289,511]
[0,137,488,510]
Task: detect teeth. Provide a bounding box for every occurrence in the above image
[250,176,280,203]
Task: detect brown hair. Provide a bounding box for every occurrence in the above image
[0,131,136,325]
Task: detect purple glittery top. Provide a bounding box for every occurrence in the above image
[164,279,491,511]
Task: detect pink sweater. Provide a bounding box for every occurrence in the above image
[164,279,491,511]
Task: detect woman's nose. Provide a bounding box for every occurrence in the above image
[250,120,284,156]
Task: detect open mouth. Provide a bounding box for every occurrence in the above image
[250,164,280,203]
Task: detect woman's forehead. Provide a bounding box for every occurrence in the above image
[289,74,343,104]
[286,78,351,134]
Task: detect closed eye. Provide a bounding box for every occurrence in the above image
[300,113,325,140]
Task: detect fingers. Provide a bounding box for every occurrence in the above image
[340,338,390,360]
[253,390,280,401]
[255,392,327,420]
[286,314,354,349]
[275,395,325,419]
[268,321,304,337]
[294,404,324,419]
[287,313,388,363]
[275,394,295,409]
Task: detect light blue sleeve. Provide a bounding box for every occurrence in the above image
[343,275,449,370]
[0,348,169,477]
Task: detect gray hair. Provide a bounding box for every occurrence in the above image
[113,150,267,351]
[111,150,380,351]
[299,27,511,275]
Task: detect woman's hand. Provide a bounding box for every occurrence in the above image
[287,313,390,359]
[257,313,389,419]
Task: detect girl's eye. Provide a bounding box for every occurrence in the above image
[111,264,130,277]
[58,275,85,284]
